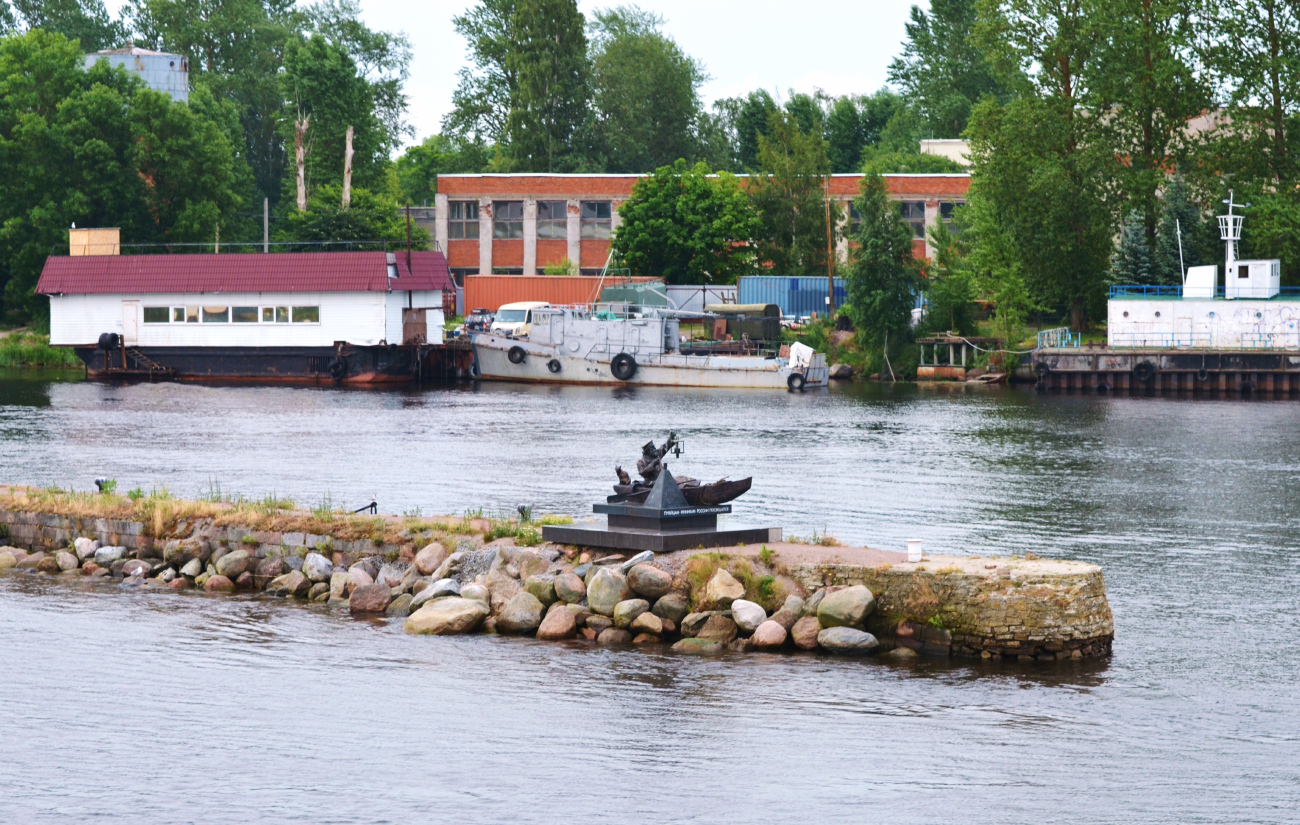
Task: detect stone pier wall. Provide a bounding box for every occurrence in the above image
[785,556,1113,661]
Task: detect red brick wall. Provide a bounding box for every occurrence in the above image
[447,240,478,268]
[536,240,569,269]
[439,175,641,198]
[493,240,523,268]
[580,239,612,268]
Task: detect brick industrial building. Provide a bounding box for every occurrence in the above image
[411,173,971,283]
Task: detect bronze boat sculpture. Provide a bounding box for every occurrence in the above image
[611,432,752,506]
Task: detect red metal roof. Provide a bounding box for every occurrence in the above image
[36,250,454,295]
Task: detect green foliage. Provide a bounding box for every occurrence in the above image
[919,219,977,336]
[859,147,967,175]
[280,32,387,193]
[845,173,920,349]
[1109,213,1158,286]
[392,134,489,206]
[612,159,757,284]
[750,111,837,278]
[588,5,705,173]
[0,331,80,368]
[538,514,572,525]
[758,544,774,566]
[959,186,1034,351]
[1154,175,1210,284]
[127,488,145,502]
[1240,186,1300,286]
[241,534,259,545]
[505,0,590,172]
[888,0,1009,138]
[276,185,429,248]
[515,526,541,547]
[9,0,126,51]
[96,478,117,495]
[542,257,577,275]
[0,30,243,322]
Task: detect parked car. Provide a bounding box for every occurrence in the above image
[489,301,550,337]
[466,308,494,332]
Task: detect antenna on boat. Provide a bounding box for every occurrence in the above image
[1177,218,1186,287]
[1218,190,1249,279]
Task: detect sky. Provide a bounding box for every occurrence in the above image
[104,0,924,148]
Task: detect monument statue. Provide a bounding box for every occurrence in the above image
[612,432,751,507]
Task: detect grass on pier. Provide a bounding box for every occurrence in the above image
[0,484,564,549]
[0,331,80,369]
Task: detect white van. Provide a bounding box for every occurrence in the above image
[489,301,551,337]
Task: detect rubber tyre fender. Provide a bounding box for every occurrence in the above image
[1132,361,1157,383]
[1196,367,1210,382]
[508,346,526,364]
[1033,361,1051,378]
[327,358,347,381]
[469,360,482,379]
[611,352,637,381]
[1240,379,1256,396]
[98,332,120,351]
[787,371,806,392]
[547,359,562,374]
[1095,380,1110,393]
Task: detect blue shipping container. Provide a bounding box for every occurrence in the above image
[738,276,847,318]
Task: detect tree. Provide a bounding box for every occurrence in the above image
[275,184,428,248]
[859,147,967,174]
[1092,0,1207,256]
[845,173,920,348]
[919,218,977,335]
[279,32,387,194]
[1109,213,1158,286]
[443,0,519,144]
[588,5,705,172]
[0,30,242,321]
[392,134,490,206]
[959,185,1034,349]
[505,0,589,171]
[611,159,757,284]
[889,0,1009,138]
[749,110,837,277]
[730,89,778,170]
[824,96,865,173]
[8,0,125,50]
[1153,174,1207,284]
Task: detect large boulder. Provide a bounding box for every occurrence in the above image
[180,558,203,578]
[554,572,586,604]
[162,538,208,567]
[403,597,489,635]
[652,593,691,625]
[679,612,716,638]
[613,598,650,629]
[695,614,738,643]
[73,537,100,561]
[282,570,311,597]
[414,542,448,575]
[252,557,286,589]
[596,628,632,645]
[348,565,375,590]
[376,563,406,589]
[349,584,392,614]
[536,604,578,640]
[329,570,351,599]
[751,620,788,649]
[672,638,723,655]
[587,568,631,616]
[460,583,490,604]
[386,593,413,617]
[816,585,875,629]
[215,549,250,580]
[618,550,655,572]
[629,611,663,636]
[94,546,127,566]
[702,568,744,608]
[802,589,827,617]
[514,551,550,581]
[121,559,150,577]
[0,550,17,570]
[816,627,880,655]
[585,615,613,634]
[301,552,333,582]
[828,363,853,380]
[55,551,80,572]
[496,592,545,634]
[204,574,235,592]
[523,574,557,607]
[791,616,823,650]
[730,599,767,634]
[485,568,522,614]
[627,563,673,599]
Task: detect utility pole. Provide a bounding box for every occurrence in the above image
[294,113,309,212]
[263,197,269,253]
[342,125,354,210]
[405,204,412,273]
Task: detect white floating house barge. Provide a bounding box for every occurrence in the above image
[1034,195,1300,396]
[37,230,452,383]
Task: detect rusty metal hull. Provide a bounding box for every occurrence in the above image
[471,333,828,389]
[916,365,968,381]
[74,345,421,384]
[1033,347,1300,396]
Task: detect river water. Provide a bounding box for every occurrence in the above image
[1,371,1298,823]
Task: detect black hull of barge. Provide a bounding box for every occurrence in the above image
[74,345,422,384]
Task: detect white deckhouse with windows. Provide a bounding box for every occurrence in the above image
[37,229,452,382]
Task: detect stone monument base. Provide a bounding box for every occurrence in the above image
[542,522,781,553]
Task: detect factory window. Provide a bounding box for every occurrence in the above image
[448,201,479,240]
[940,201,963,233]
[580,268,604,277]
[848,203,862,237]
[898,201,927,238]
[231,306,258,323]
[184,306,199,323]
[202,306,229,323]
[143,307,170,323]
[493,201,524,239]
[581,201,612,239]
[537,200,567,239]
[292,306,319,323]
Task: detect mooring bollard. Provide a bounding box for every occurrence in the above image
[907,538,923,563]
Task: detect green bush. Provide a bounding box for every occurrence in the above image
[0,332,80,368]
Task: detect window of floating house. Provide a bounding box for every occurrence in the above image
[185,306,199,323]
[231,306,258,323]
[493,201,524,239]
[262,307,274,322]
[448,201,479,239]
[143,307,169,323]
[898,201,927,238]
[292,306,319,323]
[173,307,185,322]
[202,306,229,323]
[580,201,612,239]
[276,306,289,323]
[537,200,567,239]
